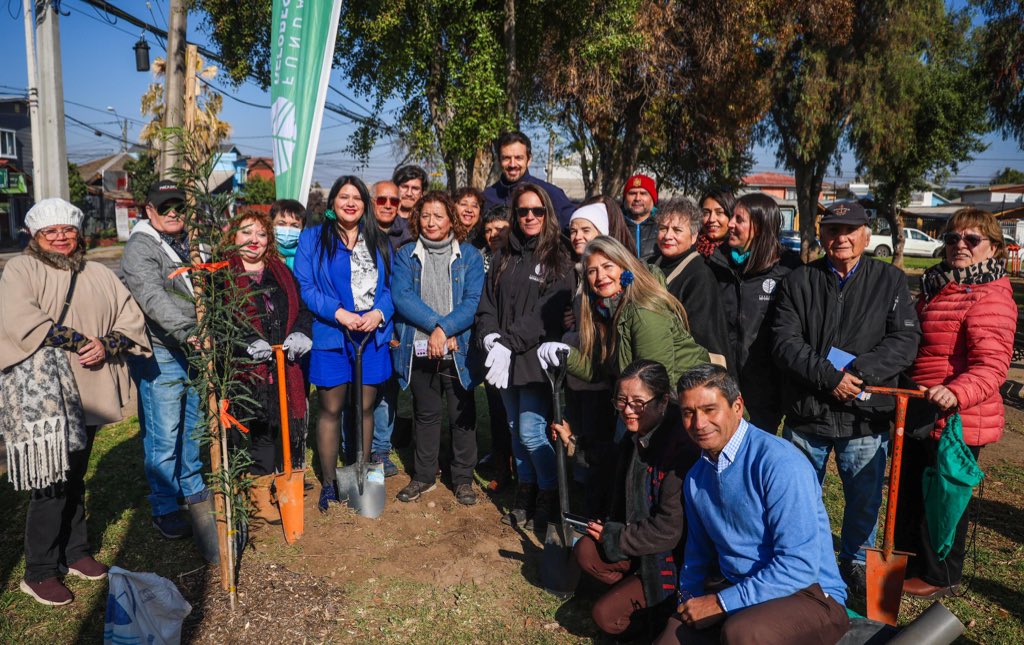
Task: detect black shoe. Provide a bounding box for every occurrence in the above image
[839,559,867,613]
[501,483,537,529]
[397,480,436,502]
[455,483,477,506]
[152,511,192,539]
[533,488,560,536]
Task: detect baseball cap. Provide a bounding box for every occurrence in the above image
[147,180,186,211]
[820,201,869,226]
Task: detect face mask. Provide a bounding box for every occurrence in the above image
[276,226,301,248]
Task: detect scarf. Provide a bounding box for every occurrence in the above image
[920,257,1006,303]
[592,291,623,320]
[27,239,86,271]
[278,242,298,270]
[227,255,307,420]
[694,232,724,258]
[729,248,751,266]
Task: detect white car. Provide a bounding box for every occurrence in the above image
[867,228,944,258]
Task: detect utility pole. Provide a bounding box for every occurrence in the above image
[161,0,187,178]
[33,0,69,200]
[21,0,41,201]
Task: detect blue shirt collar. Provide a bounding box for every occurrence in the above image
[826,256,862,288]
[702,418,749,474]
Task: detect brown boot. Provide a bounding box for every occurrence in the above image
[246,474,281,525]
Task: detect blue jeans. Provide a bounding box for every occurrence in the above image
[131,345,206,518]
[500,384,556,490]
[784,428,889,563]
[372,377,397,454]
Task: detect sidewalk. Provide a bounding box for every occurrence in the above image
[0,245,124,274]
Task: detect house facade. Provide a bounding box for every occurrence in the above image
[0,96,33,246]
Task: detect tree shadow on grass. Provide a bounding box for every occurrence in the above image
[975,496,1024,545]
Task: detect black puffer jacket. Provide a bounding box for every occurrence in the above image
[653,249,729,363]
[708,247,792,430]
[771,257,921,438]
[475,232,574,387]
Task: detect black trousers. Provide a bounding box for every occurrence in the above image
[485,383,510,474]
[565,386,617,517]
[24,425,97,582]
[894,436,982,587]
[231,417,304,476]
[409,358,477,486]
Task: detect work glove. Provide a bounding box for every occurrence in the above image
[246,339,273,362]
[283,332,313,362]
[483,332,502,352]
[537,342,571,370]
[484,342,512,389]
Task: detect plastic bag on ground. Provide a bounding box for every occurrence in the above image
[103,566,192,645]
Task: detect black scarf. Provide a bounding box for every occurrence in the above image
[920,257,1006,303]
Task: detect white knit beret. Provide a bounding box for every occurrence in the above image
[569,203,610,236]
[25,198,85,235]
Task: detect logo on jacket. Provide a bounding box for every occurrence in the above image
[762,278,777,294]
[530,263,544,283]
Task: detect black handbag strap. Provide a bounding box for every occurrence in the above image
[56,269,79,327]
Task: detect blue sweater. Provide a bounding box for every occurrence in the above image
[680,422,847,611]
[482,171,576,229]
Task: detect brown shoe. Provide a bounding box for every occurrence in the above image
[66,556,109,581]
[902,576,958,599]
[20,578,73,606]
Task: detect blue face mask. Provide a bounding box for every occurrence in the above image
[276,226,301,248]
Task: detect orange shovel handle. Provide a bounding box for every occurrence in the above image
[272,345,291,476]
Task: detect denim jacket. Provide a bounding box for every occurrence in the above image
[391,238,484,389]
[293,224,394,351]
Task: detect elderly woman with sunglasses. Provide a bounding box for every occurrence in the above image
[894,208,1016,600]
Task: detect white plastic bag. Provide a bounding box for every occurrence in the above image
[103,566,192,645]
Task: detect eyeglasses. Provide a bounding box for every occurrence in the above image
[375,196,400,207]
[515,207,546,219]
[39,227,79,240]
[943,232,985,248]
[613,396,659,413]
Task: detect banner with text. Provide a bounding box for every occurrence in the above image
[270,0,343,201]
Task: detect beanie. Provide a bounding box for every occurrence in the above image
[569,203,610,236]
[623,174,658,205]
[25,198,85,235]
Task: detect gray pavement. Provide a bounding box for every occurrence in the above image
[0,245,125,278]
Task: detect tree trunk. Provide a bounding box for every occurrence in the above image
[600,95,646,198]
[503,0,518,126]
[470,146,498,190]
[794,162,825,264]
[882,199,906,269]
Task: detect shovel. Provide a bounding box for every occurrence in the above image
[335,330,386,519]
[862,386,924,626]
[272,345,304,544]
[541,348,581,598]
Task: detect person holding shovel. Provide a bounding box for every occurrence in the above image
[551,360,699,639]
[391,192,485,505]
[896,208,1016,599]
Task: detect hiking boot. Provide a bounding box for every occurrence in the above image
[371,451,399,478]
[397,480,436,503]
[455,483,477,506]
[533,488,560,536]
[152,511,192,539]
[20,578,72,606]
[319,482,339,513]
[66,556,108,581]
[501,483,538,530]
[839,559,867,614]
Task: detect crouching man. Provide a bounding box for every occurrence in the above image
[656,364,849,645]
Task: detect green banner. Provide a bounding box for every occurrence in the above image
[270,0,343,202]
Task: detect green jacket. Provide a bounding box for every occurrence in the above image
[566,300,710,388]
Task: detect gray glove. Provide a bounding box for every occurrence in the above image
[246,339,273,362]
[283,332,313,362]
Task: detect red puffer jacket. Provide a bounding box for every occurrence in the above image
[910,276,1016,446]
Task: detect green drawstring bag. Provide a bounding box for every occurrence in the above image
[922,412,984,560]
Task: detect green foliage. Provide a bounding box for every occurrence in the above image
[992,166,1024,185]
[241,175,277,205]
[123,153,159,207]
[192,0,274,88]
[67,162,89,209]
[972,0,1024,146]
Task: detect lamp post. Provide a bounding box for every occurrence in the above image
[106,106,129,152]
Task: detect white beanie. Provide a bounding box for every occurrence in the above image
[569,203,609,236]
[25,198,85,235]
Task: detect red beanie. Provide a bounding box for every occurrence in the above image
[624,174,658,204]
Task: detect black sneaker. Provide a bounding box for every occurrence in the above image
[152,511,192,539]
[839,559,867,614]
[455,483,477,506]
[397,480,436,502]
[371,451,399,478]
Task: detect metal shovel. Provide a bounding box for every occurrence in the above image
[335,330,386,519]
[862,386,924,626]
[541,348,581,597]
[271,345,304,543]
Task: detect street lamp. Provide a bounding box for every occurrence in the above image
[106,106,129,152]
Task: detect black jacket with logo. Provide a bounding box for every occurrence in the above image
[475,231,574,387]
[708,247,792,430]
[770,257,921,438]
[653,249,730,363]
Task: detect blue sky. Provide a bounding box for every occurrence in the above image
[0,1,1020,189]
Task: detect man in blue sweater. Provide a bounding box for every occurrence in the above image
[482,131,576,228]
[655,364,850,645]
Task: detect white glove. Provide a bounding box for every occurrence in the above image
[246,339,273,362]
[484,342,512,389]
[283,332,312,362]
[537,342,571,370]
[483,332,501,352]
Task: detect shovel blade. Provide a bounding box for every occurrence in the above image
[541,524,581,598]
[864,547,911,626]
[336,462,386,519]
[274,471,305,544]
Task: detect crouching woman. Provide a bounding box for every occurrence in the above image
[551,360,699,639]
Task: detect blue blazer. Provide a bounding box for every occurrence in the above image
[293,224,394,351]
[391,238,484,389]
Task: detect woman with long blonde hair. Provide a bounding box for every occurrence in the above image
[538,236,708,392]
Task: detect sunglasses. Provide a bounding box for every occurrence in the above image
[515,207,546,219]
[375,196,400,207]
[943,232,985,248]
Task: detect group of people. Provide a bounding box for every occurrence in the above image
[0,129,1015,645]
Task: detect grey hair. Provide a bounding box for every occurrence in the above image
[655,197,701,237]
[676,363,741,404]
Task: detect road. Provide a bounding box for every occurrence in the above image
[0,245,125,278]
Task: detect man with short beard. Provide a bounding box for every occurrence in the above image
[623,174,659,261]
[482,131,575,228]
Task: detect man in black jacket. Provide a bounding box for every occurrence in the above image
[770,201,920,604]
[622,174,660,261]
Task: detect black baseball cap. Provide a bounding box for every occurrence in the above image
[147,180,186,210]
[821,201,869,226]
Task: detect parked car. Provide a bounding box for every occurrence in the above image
[780,230,819,254]
[867,227,944,258]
